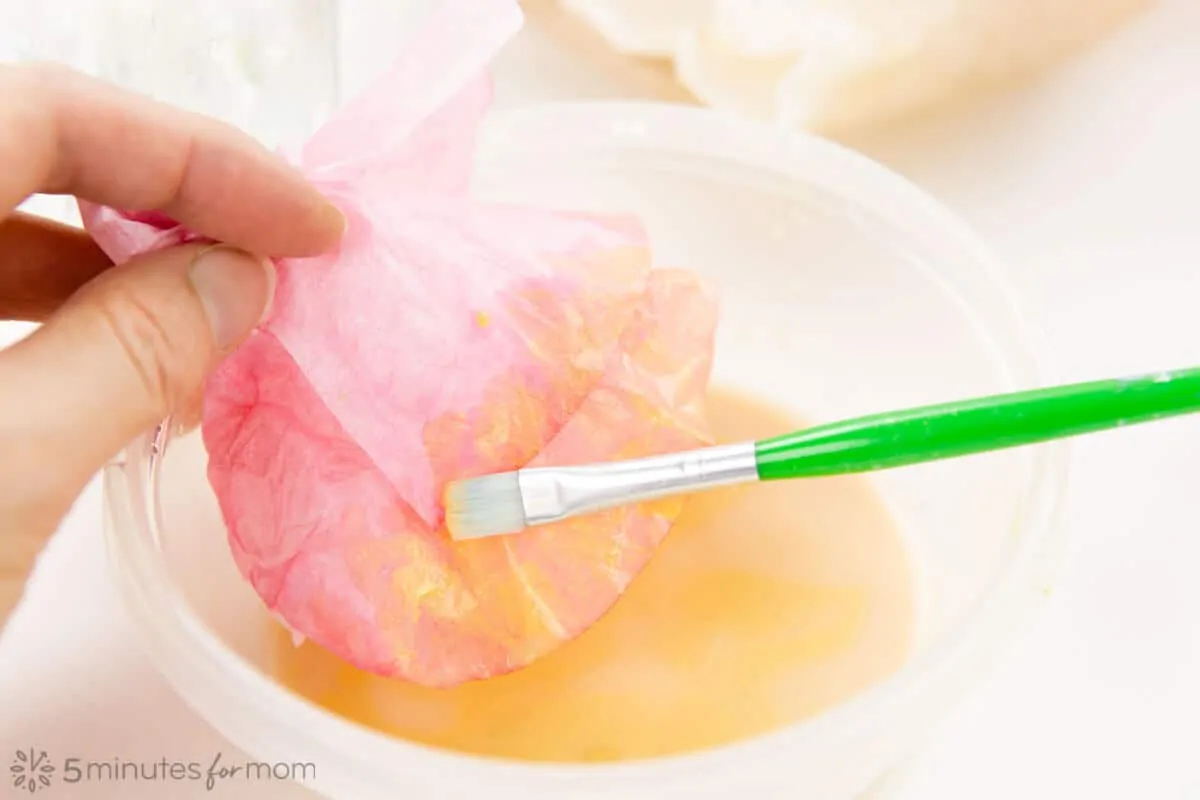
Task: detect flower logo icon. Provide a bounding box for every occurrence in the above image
[10,749,54,793]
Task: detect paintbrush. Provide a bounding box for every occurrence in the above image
[446,366,1200,540]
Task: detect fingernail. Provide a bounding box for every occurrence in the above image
[188,245,275,349]
[327,204,349,240]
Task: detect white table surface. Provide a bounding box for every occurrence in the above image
[3,1,1200,798]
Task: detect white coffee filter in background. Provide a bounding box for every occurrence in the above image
[561,0,1153,132]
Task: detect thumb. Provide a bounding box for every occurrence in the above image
[0,243,273,504]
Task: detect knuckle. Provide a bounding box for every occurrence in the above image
[91,282,204,419]
[0,62,74,188]
[0,63,52,124]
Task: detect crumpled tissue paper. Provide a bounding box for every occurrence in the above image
[79,0,719,687]
[561,0,1152,133]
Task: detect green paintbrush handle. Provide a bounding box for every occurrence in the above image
[754,367,1200,481]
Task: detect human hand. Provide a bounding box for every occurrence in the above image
[0,64,344,632]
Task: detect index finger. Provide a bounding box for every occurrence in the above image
[0,63,344,258]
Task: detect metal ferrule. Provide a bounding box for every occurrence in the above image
[517,442,758,526]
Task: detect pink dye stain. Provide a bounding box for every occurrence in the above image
[79,0,720,687]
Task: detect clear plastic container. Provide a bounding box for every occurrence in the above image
[103,102,1069,800]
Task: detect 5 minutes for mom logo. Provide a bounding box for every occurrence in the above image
[9,748,314,794]
[9,748,53,794]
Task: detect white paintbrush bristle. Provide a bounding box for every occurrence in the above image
[444,471,527,540]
